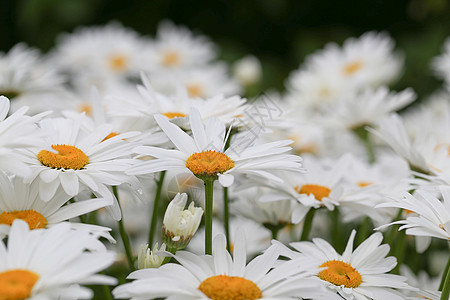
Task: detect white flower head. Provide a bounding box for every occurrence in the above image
[137,243,167,269]
[232,55,262,86]
[0,220,116,299]
[162,193,203,249]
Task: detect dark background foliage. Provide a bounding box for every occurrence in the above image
[1,0,449,97]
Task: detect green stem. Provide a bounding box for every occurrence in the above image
[300,208,316,241]
[331,208,340,251]
[392,230,407,274]
[441,255,450,300]
[386,209,403,249]
[223,187,231,252]
[101,284,114,300]
[440,253,450,291]
[263,223,286,240]
[204,179,215,255]
[113,186,135,271]
[161,247,177,265]
[148,171,166,246]
[353,125,375,163]
[356,217,372,245]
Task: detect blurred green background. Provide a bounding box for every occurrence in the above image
[1,0,450,98]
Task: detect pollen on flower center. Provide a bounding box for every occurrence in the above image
[0,210,47,229]
[0,269,39,300]
[319,260,362,288]
[198,275,262,300]
[162,112,187,119]
[343,60,364,76]
[162,51,181,67]
[186,150,234,176]
[109,54,128,71]
[37,144,89,170]
[357,181,373,187]
[295,184,331,201]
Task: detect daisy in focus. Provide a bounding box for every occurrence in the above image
[128,108,303,186]
[20,116,141,220]
[113,231,342,300]
[0,220,116,300]
[376,186,450,241]
[0,170,114,241]
[274,230,414,299]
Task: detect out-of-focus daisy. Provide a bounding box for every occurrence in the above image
[0,220,116,299]
[128,108,303,187]
[431,37,450,84]
[143,20,216,72]
[0,170,114,241]
[305,31,403,89]
[232,55,262,86]
[376,186,450,241]
[0,96,48,177]
[52,22,144,80]
[274,230,413,299]
[259,155,349,223]
[400,265,441,300]
[114,231,341,300]
[323,87,415,131]
[150,64,242,98]
[20,117,140,220]
[0,44,66,112]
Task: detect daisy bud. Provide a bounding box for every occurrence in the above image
[232,55,262,86]
[137,243,166,269]
[162,193,203,250]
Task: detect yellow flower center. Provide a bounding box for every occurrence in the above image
[37,144,89,170]
[343,60,364,76]
[78,103,92,116]
[198,275,262,300]
[186,83,204,98]
[0,210,47,229]
[0,269,39,300]
[162,51,181,67]
[162,112,187,119]
[357,181,373,187]
[295,184,331,201]
[102,132,119,142]
[319,260,362,288]
[186,150,234,176]
[108,54,128,72]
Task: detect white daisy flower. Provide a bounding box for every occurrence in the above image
[306,31,403,89]
[0,220,116,299]
[400,265,441,300]
[232,55,262,86]
[0,170,114,242]
[128,108,303,187]
[20,117,141,220]
[108,73,247,129]
[259,155,350,223]
[137,243,167,269]
[0,44,66,113]
[143,20,216,72]
[113,231,341,300]
[376,186,450,241]
[0,96,48,177]
[51,22,145,80]
[323,87,416,131]
[150,64,242,99]
[274,230,414,299]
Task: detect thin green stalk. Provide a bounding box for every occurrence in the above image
[101,284,114,300]
[392,230,407,274]
[113,186,135,271]
[223,186,231,252]
[148,171,166,246]
[356,217,371,245]
[300,209,316,241]
[331,208,340,251]
[439,253,450,291]
[441,255,450,300]
[161,247,177,265]
[353,125,375,163]
[204,179,215,255]
[386,209,403,249]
